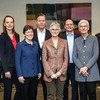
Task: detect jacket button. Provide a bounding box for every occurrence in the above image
[32,68,34,70]
[84,45,86,47]
[83,56,85,58]
[32,63,34,65]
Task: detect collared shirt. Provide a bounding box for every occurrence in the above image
[37,28,46,48]
[9,33,17,50]
[66,32,74,63]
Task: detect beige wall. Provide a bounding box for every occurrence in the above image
[0,0,100,40]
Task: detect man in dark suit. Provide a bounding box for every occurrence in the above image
[95,33,100,75]
[33,13,51,100]
[60,19,80,100]
[0,35,2,86]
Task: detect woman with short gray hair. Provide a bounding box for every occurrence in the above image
[73,19,100,100]
[42,21,68,100]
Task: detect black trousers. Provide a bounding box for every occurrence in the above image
[79,82,96,100]
[3,67,21,100]
[20,76,38,100]
[63,63,78,100]
[0,67,2,82]
[35,60,47,100]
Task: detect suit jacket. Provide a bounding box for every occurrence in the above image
[60,32,80,41]
[15,40,42,77]
[33,28,51,59]
[42,37,68,82]
[0,33,19,73]
[60,32,81,63]
[95,33,100,73]
[0,35,2,67]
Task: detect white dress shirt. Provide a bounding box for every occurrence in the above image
[37,28,46,48]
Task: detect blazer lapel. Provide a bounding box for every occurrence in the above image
[45,29,48,40]
[49,38,55,48]
[49,38,62,49]
[35,29,39,43]
[15,34,19,43]
[34,29,41,49]
[57,38,62,49]
[6,34,13,46]
[74,33,77,40]
[63,33,67,40]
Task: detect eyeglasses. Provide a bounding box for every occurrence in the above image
[80,25,88,28]
[51,29,59,31]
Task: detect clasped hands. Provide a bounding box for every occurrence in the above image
[18,73,42,84]
[79,66,88,77]
[51,72,61,79]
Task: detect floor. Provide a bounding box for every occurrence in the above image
[0,82,100,100]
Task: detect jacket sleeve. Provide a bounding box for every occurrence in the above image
[0,35,9,73]
[42,42,54,77]
[86,37,99,69]
[72,40,83,69]
[15,43,23,77]
[58,40,68,75]
[37,45,42,74]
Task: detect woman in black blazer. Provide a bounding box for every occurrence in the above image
[0,15,21,100]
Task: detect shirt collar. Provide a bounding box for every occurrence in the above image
[66,32,74,36]
[81,34,90,40]
[37,28,46,33]
[81,34,90,44]
[23,39,36,46]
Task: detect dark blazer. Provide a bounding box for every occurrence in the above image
[0,35,1,57]
[95,33,100,73]
[60,32,81,62]
[15,40,42,77]
[60,31,80,40]
[0,33,19,73]
[33,28,51,58]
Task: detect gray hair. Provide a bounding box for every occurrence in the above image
[78,19,89,29]
[49,21,61,32]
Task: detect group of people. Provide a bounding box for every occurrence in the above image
[0,13,100,100]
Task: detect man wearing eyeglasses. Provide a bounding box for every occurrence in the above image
[60,19,80,100]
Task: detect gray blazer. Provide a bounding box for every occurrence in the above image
[73,34,100,82]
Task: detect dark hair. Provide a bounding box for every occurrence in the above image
[36,13,46,20]
[65,19,74,25]
[23,25,34,34]
[2,15,16,33]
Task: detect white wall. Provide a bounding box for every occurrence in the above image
[0,0,100,40]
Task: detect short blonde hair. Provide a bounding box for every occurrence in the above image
[49,21,61,32]
[78,19,89,29]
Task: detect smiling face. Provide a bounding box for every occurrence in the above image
[64,19,74,33]
[24,29,34,41]
[79,22,89,35]
[36,16,46,30]
[4,17,14,32]
[50,25,60,37]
